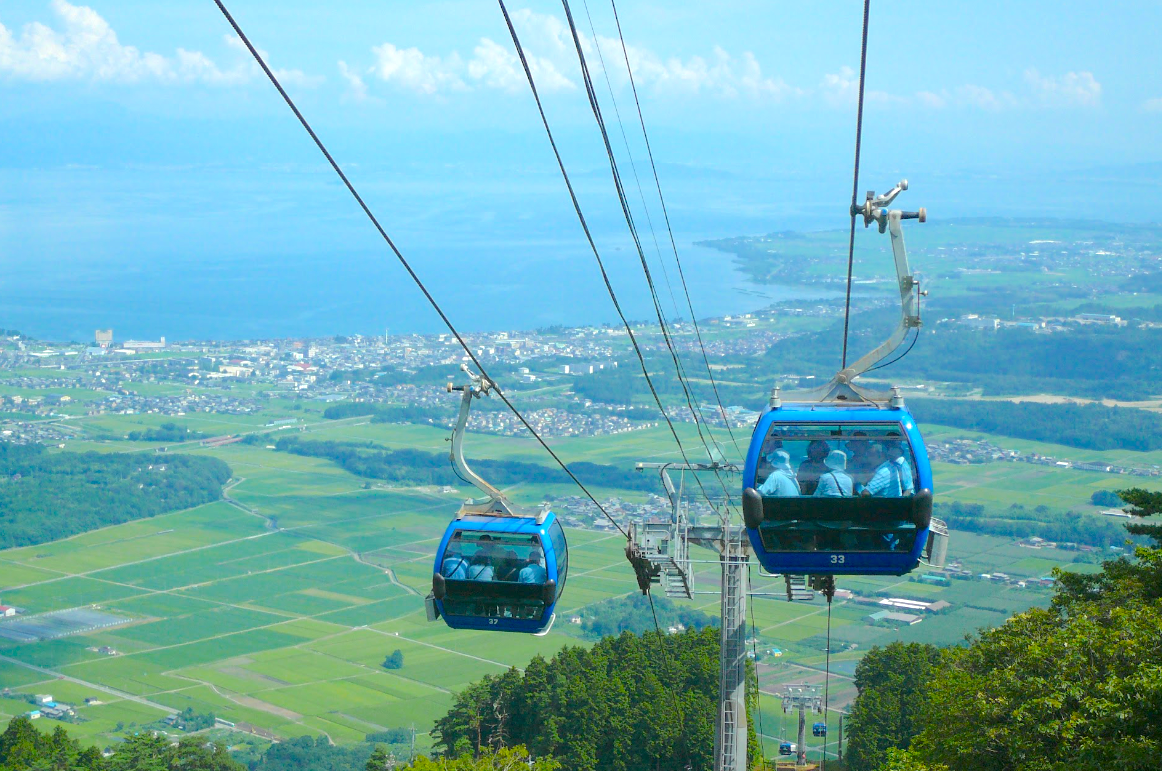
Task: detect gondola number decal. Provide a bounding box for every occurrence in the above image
[489,619,498,625]
[831,555,845,564]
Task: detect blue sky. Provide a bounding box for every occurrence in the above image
[2,1,1161,340]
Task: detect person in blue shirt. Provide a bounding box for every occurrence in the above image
[518,546,548,584]
[813,450,854,497]
[441,549,470,579]
[466,553,494,581]
[758,450,801,497]
[756,435,784,481]
[860,441,915,497]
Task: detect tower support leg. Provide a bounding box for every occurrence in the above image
[715,537,749,771]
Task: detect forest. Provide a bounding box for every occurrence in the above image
[0,719,241,770]
[432,627,758,771]
[843,487,1162,770]
[274,437,655,492]
[0,444,231,548]
[906,397,1162,452]
[570,312,1162,405]
[934,500,1132,547]
[576,594,716,639]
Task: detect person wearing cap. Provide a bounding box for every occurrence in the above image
[758,449,801,497]
[756,435,784,480]
[813,450,854,497]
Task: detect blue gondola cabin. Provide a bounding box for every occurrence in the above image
[431,512,567,635]
[742,403,935,576]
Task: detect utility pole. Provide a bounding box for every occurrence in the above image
[627,461,747,771]
[837,714,844,763]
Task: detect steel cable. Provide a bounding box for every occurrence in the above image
[212,0,628,538]
[841,0,873,370]
[607,0,743,457]
[496,0,729,518]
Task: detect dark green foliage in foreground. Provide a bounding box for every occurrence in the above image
[402,746,560,770]
[0,716,242,770]
[847,489,1162,770]
[935,500,1131,547]
[274,437,654,492]
[577,595,716,640]
[126,421,207,443]
[434,628,729,771]
[0,444,231,548]
[908,397,1162,452]
[843,643,941,771]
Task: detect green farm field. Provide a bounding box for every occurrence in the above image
[0,401,1149,756]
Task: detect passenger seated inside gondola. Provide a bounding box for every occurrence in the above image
[846,431,878,485]
[797,439,831,494]
[440,531,553,620]
[755,435,784,481]
[757,450,800,497]
[467,552,494,581]
[519,544,548,584]
[859,439,915,498]
[813,450,853,497]
[751,423,924,553]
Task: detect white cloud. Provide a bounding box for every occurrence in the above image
[337,60,369,102]
[1024,68,1101,107]
[369,43,466,95]
[1145,97,1162,113]
[466,37,574,93]
[820,66,902,106]
[0,1,318,87]
[359,8,791,101]
[916,90,946,109]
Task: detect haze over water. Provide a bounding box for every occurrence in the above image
[4,159,1157,343]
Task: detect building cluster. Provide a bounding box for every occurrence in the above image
[20,694,78,722]
[468,408,653,439]
[928,437,1161,477]
[945,311,1133,333]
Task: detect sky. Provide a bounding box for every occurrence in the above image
[1,1,1161,340]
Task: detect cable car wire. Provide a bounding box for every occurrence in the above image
[864,327,918,374]
[210,0,630,538]
[840,0,873,370]
[822,598,833,771]
[579,0,714,442]
[645,590,691,763]
[554,0,738,517]
[606,0,743,456]
[495,0,728,516]
[575,0,740,511]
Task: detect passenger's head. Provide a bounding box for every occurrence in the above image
[772,449,792,471]
[527,544,544,566]
[825,450,847,471]
[882,440,904,460]
[807,440,830,461]
[848,431,870,457]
